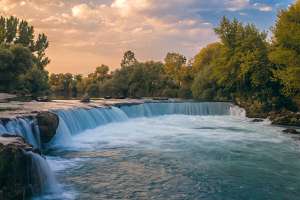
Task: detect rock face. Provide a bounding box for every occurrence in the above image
[36,112,59,144]
[270,111,300,127]
[0,135,40,199]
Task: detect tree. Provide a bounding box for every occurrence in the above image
[121,50,137,67]
[94,64,110,83]
[192,43,223,75]
[269,0,300,97]
[10,44,34,74]
[15,20,34,48]
[0,46,14,90]
[0,17,6,43]
[34,33,50,70]
[5,16,18,44]
[17,66,49,96]
[164,52,187,85]
[213,17,275,101]
[0,16,50,96]
[192,43,224,100]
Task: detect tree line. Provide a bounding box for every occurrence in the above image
[0,0,299,114]
[49,51,192,99]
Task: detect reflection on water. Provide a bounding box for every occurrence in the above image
[40,115,300,200]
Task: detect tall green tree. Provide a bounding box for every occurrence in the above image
[269,0,300,97]
[192,43,224,100]
[213,17,275,101]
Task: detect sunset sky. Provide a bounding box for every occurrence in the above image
[0,0,293,74]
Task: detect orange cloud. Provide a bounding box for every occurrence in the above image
[1,0,247,74]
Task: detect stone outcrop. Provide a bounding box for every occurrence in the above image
[36,112,59,144]
[0,135,40,200]
[269,111,300,127]
[282,128,300,134]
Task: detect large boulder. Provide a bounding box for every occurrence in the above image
[36,112,59,144]
[0,135,39,199]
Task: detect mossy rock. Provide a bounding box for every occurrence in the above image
[36,112,59,144]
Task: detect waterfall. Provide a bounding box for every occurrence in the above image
[0,119,58,199]
[25,151,58,195]
[0,102,243,149]
[119,102,232,117]
[0,118,41,148]
[230,105,246,119]
[54,107,128,136]
[49,102,235,147]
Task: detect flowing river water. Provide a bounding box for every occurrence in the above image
[28,102,300,200]
[2,102,298,200]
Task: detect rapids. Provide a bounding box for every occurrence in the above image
[1,102,299,199]
[37,102,300,200]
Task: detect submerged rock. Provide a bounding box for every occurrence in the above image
[152,97,169,101]
[81,94,91,103]
[104,96,112,99]
[36,112,59,143]
[251,118,264,122]
[282,129,300,134]
[36,96,51,102]
[0,135,42,199]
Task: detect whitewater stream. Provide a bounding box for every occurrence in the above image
[2,102,300,200]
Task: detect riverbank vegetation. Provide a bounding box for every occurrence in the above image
[0,0,299,117]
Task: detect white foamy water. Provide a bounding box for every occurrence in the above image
[42,113,300,200]
[21,102,299,200]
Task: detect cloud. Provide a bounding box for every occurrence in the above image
[0,0,288,73]
[253,3,273,12]
[225,0,250,11]
[111,0,150,16]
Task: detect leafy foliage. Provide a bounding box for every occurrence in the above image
[192,15,297,112]
[269,0,300,97]
[0,16,50,96]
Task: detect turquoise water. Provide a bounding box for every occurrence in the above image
[42,114,300,200]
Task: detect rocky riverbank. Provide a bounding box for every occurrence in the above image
[235,100,300,128]
[0,135,43,200]
[0,98,145,119]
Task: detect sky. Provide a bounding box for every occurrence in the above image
[0,0,294,74]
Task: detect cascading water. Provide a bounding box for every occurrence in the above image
[230,105,247,119]
[25,151,59,196]
[0,102,247,199]
[0,118,41,148]
[0,117,59,199]
[47,107,129,148]
[119,102,232,117]
[49,102,235,148]
[41,101,300,200]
